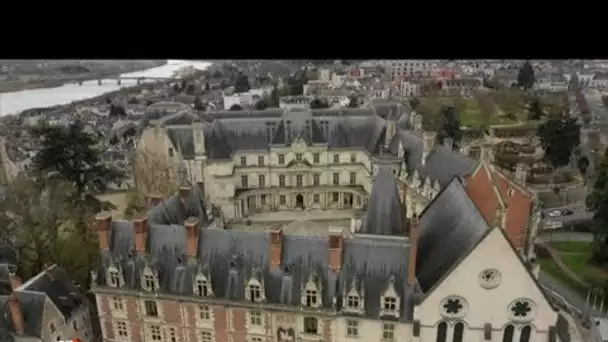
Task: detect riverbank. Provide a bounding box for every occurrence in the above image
[0,60,168,94]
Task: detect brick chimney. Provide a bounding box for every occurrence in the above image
[95,212,112,250]
[10,274,21,290]
[133,215,149,253]
[179,185,191,203]
[148,194,163,206]
[328,227,344,271]
[268,227,284,269]
[9,294,24,335]
[185,217,200,257]
[408,216,420,286]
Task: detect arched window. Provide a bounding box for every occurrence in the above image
[436,321,447,342]
[503,324,514,342]
[520,325,531,342]
[453,322,464,342]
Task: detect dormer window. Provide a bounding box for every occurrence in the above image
[141,267,159,292]
[347,294,360,309]
[107,265,122,288]
[245,271,266,302]
[306,289,318,307]
[383,296,397,311]
[194,273,213,297]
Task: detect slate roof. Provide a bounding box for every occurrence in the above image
[156,104,409,162]
[360,167,406,236]
[399,130,478,189]
[415,177,490,292]
[0,265,87,340]
[94,183,418,322]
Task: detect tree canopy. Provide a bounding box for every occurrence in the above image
[234,73,251,93]
[31,121,125,199]
[517,61,536,90]
[309,98,330,109]
[348,95,359,108]
[537,115,581,169]
[588,147,608,266]
[437,106,462,148]
[229,104,244,111]
[527,96,544,121]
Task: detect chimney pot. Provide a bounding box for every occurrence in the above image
[133,215,149,253]
[408,216,420,286]
[185,217,200,257]
[9,294,24,335]
[94,212,112,250]
[268,227,284,269]
[328,227,344,271]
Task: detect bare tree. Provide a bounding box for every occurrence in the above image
[492,87,526,121]
[0,176,94,285]
[417,88,442,131]
[132,148,179,202]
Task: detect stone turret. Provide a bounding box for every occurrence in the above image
[421,131,437,165]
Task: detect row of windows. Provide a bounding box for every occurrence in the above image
[435,322,531,342]
[115,321,214,342]
[240,153,358,166]
[241,172,357,188]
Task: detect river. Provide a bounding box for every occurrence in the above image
[0,60,212,116]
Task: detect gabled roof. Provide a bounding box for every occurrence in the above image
[416,177,490,292]
[360,167,406,236]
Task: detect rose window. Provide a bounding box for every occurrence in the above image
[440,296,468,319]
[478,268,501,289]
[443,299,463,314]
[511,301,531,317]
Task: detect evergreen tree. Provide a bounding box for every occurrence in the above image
[348,95,359,108]
[537,115,580,169]
[527,96,544,121]
[588,147,608,266]
[517,61,536,90]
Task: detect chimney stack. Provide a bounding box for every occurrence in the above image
[10,274,21,291]
[179,185,191,204]
[328,227,344,271]
[9,294,24,335]
[133,215,149,253]
[148,194,163,206]
[407,216,420,286]
[94,212,112,250]
[268,226,284,269]
[185,217,200,257]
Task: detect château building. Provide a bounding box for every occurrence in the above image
[91,165,570,342]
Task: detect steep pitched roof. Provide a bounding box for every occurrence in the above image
[360,168,406,236]
[416,177,490,292]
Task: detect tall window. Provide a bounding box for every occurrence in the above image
[240,156,246,165]
[249,284,261,302]
[196,278,209,296]
[241,175,248,188]
[453,322,464,342]
[168,148,174,157]
[296,175,303,187]
[116,321,128,338]
[250,311,262,326]
[383,323,395,341]
[313,153,320,164]
[306,289,317,307]
[303,317,318,334]
[108,269,121,287]
[199,305,211,320]
[111,296,124,310]
[278,154,285,165]
[296,153,302,162]
[346,319,359,337]
[350,153,356,163]
[333,192,339,202]
[150,325,162,341]
[280,195,286,205]
[333,154,340,163]
[258,175,265,187]
[258,156,264,166]
[436,322,447,342]
[350,172,356,185]
[313,194,320,203]
[313,174,320,186]
[502,324,514,342]
[279,174,285,187]
[520,325,531,342]
[333,173,339,185]
[144,301,158,317]
[144,274,156,291]
[168,327,177,342]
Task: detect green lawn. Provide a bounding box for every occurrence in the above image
[539,258,589,297]
[550,241,593,254]
[437,97,518,126]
